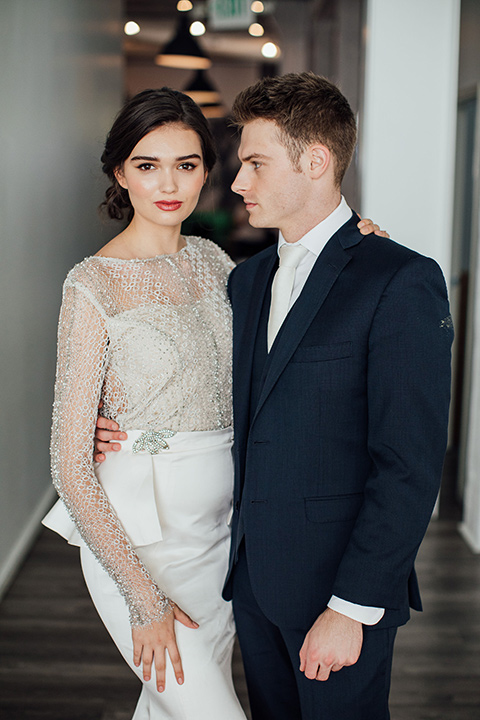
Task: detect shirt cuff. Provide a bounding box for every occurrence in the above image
[327,596,385,625]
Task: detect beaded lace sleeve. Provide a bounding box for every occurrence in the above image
[50,280,172,627]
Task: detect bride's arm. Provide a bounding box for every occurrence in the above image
[51,279,196,690]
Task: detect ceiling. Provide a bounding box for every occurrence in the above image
[123,1,286,64]
[125,0,313,20]
[125,0,189,21]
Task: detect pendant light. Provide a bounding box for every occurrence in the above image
[155,14,211,69]
[184,69,221,105]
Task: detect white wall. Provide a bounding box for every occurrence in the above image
[0,0,123,597]
[361,0,460,279]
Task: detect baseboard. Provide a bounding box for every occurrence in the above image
[0,484,56,600]
[458,521,480,554]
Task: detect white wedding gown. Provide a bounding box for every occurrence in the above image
[43,237,246,719]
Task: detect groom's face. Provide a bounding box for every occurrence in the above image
[231,119,310,238]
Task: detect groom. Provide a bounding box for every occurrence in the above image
[220,72,452,720]
[95,73,453,719]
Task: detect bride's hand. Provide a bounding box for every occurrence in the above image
[357,216,390,238]
[132,603,199,693]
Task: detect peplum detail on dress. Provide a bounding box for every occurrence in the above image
[45,237,234,628]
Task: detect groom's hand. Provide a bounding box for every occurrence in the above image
[94,401,127,462]
[299,607,363,682]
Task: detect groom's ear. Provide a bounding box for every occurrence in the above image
[306,144,331,179]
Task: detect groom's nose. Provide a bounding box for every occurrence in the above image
[231,165,248,196]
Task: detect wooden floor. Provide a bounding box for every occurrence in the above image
[1,519,479,719]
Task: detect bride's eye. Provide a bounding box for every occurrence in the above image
[178,162,197,171]
[137,163,155,171]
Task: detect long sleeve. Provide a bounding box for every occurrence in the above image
[331,255,453,608]
[50,280,172,627]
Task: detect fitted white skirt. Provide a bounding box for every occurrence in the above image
[43,427,246,720]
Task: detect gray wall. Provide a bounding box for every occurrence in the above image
[0,0,123,596]
[457,0,480,550]
[458,0,480,91]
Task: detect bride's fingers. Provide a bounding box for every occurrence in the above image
[173,603,199,629]
[133,638,142,668]
[154,646,167,693]
[142,645,154,683]
[166,638,184,687]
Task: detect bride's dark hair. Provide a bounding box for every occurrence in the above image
[100,88,217,222]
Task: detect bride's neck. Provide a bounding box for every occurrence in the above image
[103,218,185,260]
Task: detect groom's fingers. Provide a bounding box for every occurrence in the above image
[316,663,333,681]
[96,415,118,431]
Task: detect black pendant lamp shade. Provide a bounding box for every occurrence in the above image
[184,69,221,105]
[155,15,211,69]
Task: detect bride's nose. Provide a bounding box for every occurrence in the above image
[159,169,178,194]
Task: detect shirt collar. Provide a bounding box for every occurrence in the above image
[278,196,353,257]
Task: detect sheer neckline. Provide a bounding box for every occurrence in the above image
[91,237,189,263]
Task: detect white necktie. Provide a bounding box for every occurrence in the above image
[267,243,308,352]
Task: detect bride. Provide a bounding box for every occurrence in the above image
[43,87,246,719]
[43,86,382,719]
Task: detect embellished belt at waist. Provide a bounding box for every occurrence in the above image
[132,429,176,454]
[119,427,233,455]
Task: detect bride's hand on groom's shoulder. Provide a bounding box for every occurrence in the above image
[132,603,199,693]
[357,216,390,238]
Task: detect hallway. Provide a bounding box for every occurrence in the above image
[0,519,479,719]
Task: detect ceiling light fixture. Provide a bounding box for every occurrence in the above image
[177,0,193,10]
[248,22,264,37]
[190,21,206,36]
[124,21,140,36]
[184,69,221,105]
[261,41,279,58]
[251,1,265,12]
[155,15,211,69]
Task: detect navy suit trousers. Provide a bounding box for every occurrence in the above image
[232,543,397,720]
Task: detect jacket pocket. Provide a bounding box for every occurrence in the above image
[291,341,352,363]
[304,493,363,523]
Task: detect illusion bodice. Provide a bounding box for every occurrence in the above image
[50,237,234,626]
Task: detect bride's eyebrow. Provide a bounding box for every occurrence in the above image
[130,153,202,162]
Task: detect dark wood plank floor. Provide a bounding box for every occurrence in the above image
[1,519,479,719]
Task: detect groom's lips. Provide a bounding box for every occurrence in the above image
[244,200,257,211]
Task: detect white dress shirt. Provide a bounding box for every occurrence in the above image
[276,196,385,626]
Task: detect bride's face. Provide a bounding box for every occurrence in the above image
[115,123,207,231]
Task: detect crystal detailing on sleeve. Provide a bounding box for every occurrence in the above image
[50,237,234,627]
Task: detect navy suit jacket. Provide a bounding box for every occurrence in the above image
[223,213,453,631]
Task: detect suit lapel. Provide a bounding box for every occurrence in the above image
[252,220,360,425]
[233,247,277,447]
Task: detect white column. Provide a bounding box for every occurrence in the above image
[460,134,480,551]
[360,0,460,280]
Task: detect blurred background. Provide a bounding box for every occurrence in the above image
[1,1,480,718]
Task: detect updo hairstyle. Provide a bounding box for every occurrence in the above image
[100,88,217,222]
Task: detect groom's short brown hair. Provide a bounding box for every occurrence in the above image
[231,72,357,187]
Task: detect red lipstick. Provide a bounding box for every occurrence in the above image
[155,201,183,212]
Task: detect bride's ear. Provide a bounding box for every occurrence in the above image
[114,165,128,189]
